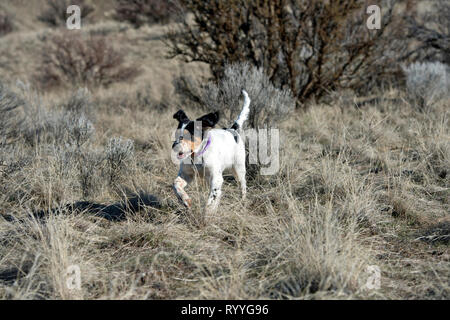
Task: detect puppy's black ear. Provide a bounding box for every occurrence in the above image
[197,111,220,128]
[173,110,189,123]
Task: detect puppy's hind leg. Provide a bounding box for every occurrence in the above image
[232,164,247,201]
[206,173,223,212]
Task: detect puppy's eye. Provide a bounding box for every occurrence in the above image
[179,136,183,141]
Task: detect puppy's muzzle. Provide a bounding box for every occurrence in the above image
[172,141,188,160]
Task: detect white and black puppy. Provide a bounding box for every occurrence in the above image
[172,90,251,211]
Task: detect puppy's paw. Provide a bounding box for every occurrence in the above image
[184,198,192,208]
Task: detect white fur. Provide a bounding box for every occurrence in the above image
[235,90,250,128]
[173,90,250,211]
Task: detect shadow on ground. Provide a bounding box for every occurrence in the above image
[1,191,161,223]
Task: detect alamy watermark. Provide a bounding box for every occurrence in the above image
[66,264,81,290]
[364,265,381,290]
[244,128,279,176]
[66,5,81,30]
[366,5,381,30]
[66,4,382,31]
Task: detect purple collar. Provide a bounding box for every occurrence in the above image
[195,136,211,156]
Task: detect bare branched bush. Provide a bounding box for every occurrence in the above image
[36,32,140,89]
[105,137,134,186]
[0,11,13,36]
[404,0,450,64]
[402,61,449,110]
[167,0,407,104]
[113,0,178,27]
[38,0,94,27]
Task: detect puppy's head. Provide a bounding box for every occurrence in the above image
[172,110,219,160]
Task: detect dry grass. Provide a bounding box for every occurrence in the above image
[1,83,448,299]
[0,1,448,300]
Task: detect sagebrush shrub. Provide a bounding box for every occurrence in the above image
[51,143,102,199]
[38,0,94,27]
[0,11,13,36]
[36,32,140,89]
[177,62,296,128]
[62,88,93,115]
[65,113,95,148]
[113,0,178,27]
[3,84,101,200]
[14,82,96,147]
[22,110,94,148]
[402,62,449,110]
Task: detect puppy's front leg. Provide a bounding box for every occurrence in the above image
[173,175,192,208]
[206,173,223,212]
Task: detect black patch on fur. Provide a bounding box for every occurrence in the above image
[212,188,219,200]
[197,111,220,128]
[182,121,195,136]
[223,128,239,143]
[231,122,239,130]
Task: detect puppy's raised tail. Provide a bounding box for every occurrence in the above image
[231,90,251,130]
